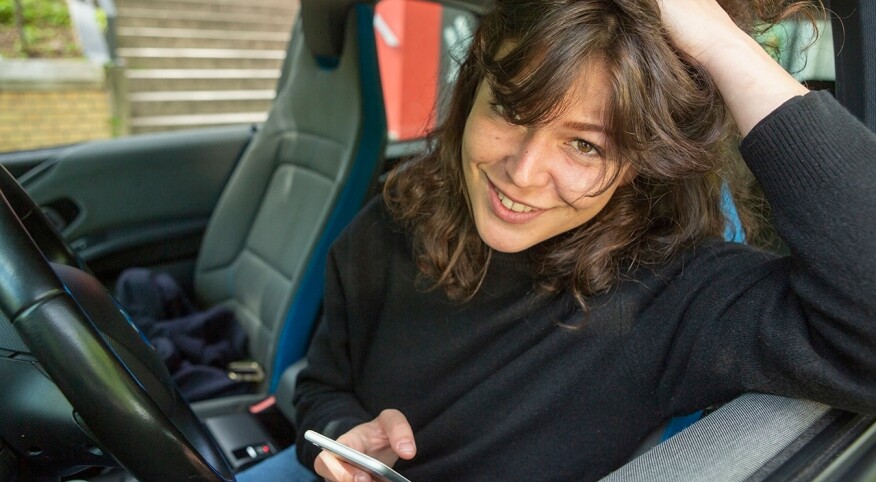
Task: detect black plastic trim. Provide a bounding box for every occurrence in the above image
[759,411,875,481]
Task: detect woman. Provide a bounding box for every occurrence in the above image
[240,0,876,480]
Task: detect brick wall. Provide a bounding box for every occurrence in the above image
[0,60,112,152]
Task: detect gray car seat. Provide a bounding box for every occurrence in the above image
[192,0,386,394]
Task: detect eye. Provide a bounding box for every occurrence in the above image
[570,138,602,157]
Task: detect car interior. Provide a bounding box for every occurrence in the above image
[0,0,874,481]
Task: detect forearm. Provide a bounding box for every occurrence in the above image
[699,30,809,136]
[742,91,876,250]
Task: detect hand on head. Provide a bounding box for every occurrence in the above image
[314,409,416,482]
[656,0,811,135]
[655,0,743,64]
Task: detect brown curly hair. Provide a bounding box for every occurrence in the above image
[384,0,822,307]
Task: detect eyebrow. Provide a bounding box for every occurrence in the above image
[562,120,607,133]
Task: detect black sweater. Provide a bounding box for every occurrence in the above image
[294,92,876,480]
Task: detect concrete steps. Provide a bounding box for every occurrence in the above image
[129,90,275,117]
[126,69,280,92]
[119,48,285,70]
[118,0,297,16]
[116,11,293,33]
[114,0,298,134]
[116,28,290,50]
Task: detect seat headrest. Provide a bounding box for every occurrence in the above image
[301,0,375,59]
[301,0,492,59]
[441,0,493,13]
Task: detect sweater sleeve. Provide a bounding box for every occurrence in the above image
[652,91,876,417]
[293,225,375,469]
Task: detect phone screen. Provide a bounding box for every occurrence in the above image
[304,430,412,482]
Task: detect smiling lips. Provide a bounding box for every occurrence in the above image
[488,180,543,224]
[496,189,534,213]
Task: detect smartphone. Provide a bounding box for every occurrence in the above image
[304,430,412,482]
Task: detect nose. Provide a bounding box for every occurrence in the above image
[504,128,553,188]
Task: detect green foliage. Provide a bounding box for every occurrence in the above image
[0,0,80,58]
[0,2,13,25]
[95,7,107,33]
[0,0,71,26]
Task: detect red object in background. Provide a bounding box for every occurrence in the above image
[375,0,442,141]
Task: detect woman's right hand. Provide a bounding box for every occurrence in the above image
[314,409,417,482]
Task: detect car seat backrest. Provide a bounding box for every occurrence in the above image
[193,0,386,389]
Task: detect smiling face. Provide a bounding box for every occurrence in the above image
[461,61,632,253]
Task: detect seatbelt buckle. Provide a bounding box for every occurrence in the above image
[227,360,265,383]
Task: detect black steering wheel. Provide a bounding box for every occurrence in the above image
[0,165,235,481]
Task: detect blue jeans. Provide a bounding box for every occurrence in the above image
[236,445,317,482]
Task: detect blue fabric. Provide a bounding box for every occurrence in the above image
[659,410,705,442]
[115,267,253,402]
[722,184,746,243]
[235,445,318,482]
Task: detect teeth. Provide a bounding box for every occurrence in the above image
[497,190,534,213]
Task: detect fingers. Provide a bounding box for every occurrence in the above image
[310,409,416,481]
[655,0,740,63]
[315,450,372,482]
[653,0,808,134]
[376,409,417,459]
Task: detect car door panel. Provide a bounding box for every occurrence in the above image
[0,146,78,179]
[16,125,254,284]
